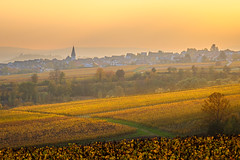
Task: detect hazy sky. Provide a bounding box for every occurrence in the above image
[1,0,240,52]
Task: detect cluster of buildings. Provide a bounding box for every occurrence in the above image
[0,45,240,75]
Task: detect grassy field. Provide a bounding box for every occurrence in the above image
[0,64,142,83]
[229,61,240,68]
[0,62,219,83]
[13,84,240,116]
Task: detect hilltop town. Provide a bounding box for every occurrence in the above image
[0,44,240,75]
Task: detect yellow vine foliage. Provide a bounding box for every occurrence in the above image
[0,116,136,148]
[12,84,240,116]
[93,94,240,135]
[0,135,240,159]
[1,83,239,148]
[0,110,58,123]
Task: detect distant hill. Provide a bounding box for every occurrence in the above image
[7,53,62,62]
[0,47,149,63]
[0,47,68,63]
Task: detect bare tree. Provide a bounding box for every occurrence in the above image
[49,69,65,84]
[202,92,231,135]
[31,73,38,83]
[116,69,125,80]
[95,68,104,82]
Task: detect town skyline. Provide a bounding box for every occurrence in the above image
[1,44,240,76]
[1,44,240,63]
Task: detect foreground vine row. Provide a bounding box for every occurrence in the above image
[0,135,239,159]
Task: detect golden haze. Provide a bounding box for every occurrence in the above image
[0,0,240,51]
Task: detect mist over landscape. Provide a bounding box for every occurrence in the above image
[1,0,240,159]
[0,47,148,63]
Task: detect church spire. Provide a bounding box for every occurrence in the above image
[71,46,76,60]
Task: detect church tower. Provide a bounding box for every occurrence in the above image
[71,46,76,60]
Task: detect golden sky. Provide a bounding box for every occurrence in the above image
[1,0,240,52]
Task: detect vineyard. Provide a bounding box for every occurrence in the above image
[0,111,135,148]
[12,84,240,116]
[2,0,240,158]
[0,135,239,159]
[0,83,239,148]
[0,110,57,123]
[93,94,240,135]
